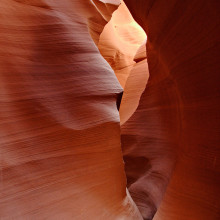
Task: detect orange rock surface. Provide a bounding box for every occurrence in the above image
[97,1,148,125]
[0,0,219,220]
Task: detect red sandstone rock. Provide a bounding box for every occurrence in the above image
[0,0,142,219]
[1,0,219,219]
[123,0,220,219]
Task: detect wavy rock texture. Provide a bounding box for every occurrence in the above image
[1,0,220,220]
[0,0,142,219]
[122,0,220,219]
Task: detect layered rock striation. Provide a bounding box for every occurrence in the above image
[122,0,220,219]
[0,0,142,219]
[0,0,219,220]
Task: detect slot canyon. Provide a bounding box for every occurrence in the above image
[0,0,219,219]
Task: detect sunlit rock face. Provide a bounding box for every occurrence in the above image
[98,1,146,88]
[0,0,142,219]
[123,0,220,219]
[97,1,149,125]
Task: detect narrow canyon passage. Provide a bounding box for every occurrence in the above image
[96,2,178,219]
[0,0,219,220]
